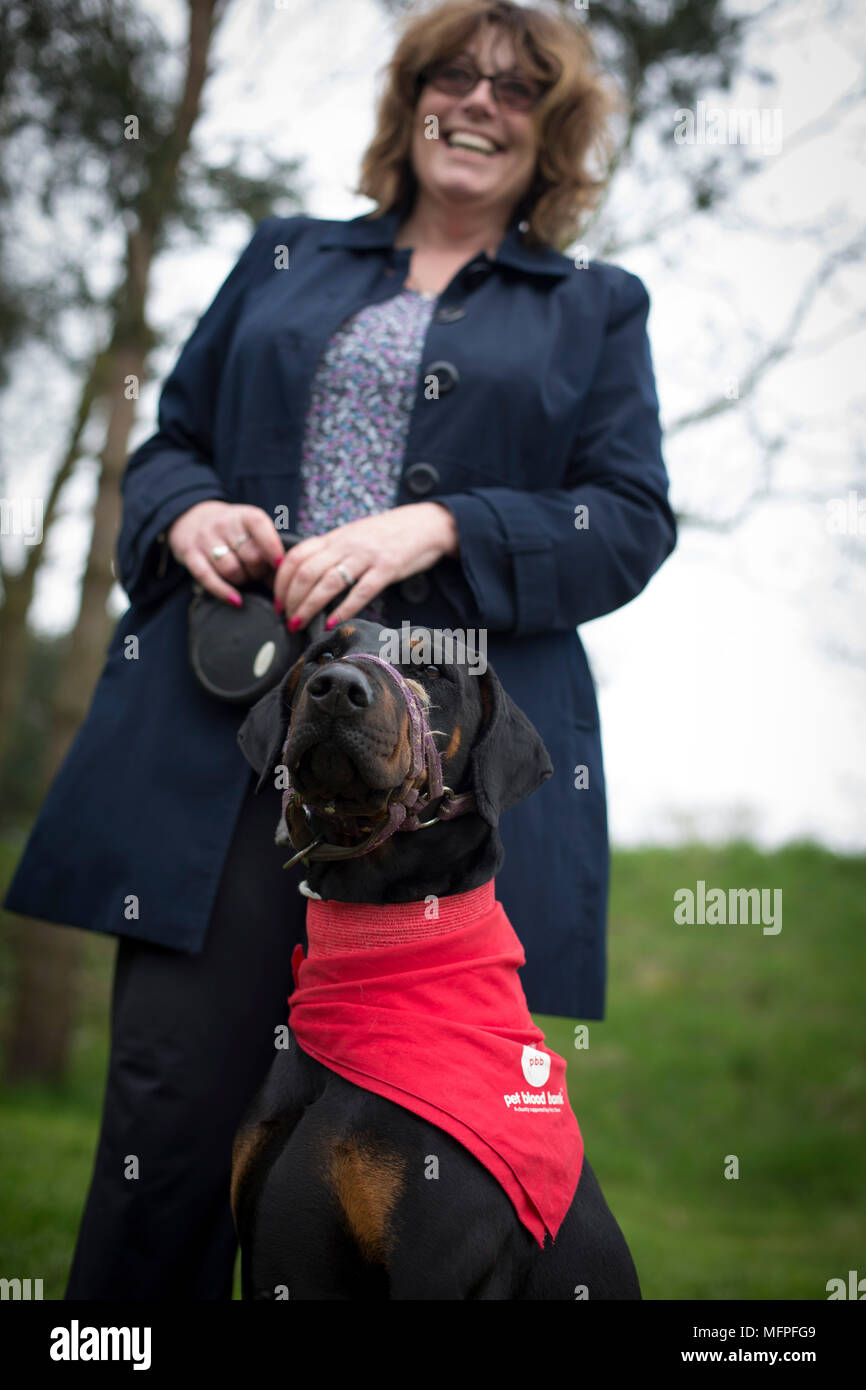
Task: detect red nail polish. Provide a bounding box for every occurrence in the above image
[274,598,283,615]
[288,616,302,632]
[324,616,337,631]
[273,553,284,568]
[230,594,243,607]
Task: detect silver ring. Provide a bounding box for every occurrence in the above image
[336,563,354,588]
[211,544,230,560]
[229,533,250,552]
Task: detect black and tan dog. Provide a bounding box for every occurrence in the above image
[232,619,640,1300]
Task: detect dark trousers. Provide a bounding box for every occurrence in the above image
[65,770,306,1300]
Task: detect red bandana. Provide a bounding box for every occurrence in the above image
[288,879,583,1246]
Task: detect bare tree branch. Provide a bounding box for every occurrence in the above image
[667,234,866,435]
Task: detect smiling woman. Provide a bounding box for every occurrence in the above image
[3,0,675,1300]
[360,0,614,259]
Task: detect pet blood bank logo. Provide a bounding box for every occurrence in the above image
[521,1044,551,1088]
[503,1044,565,1113]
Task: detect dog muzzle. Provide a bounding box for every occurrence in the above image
[278,652,476,868]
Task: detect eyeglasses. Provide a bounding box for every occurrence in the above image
[421,56,547,113]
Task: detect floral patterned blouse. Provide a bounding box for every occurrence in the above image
[293,288,438,537]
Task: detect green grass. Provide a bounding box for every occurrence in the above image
[1,838,863,1299]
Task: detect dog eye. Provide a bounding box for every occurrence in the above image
[316,650,336,663]
[424,665,440,677]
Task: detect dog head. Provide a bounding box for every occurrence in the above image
[237,619,552,898]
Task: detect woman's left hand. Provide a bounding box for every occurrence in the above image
[272,502,459,631]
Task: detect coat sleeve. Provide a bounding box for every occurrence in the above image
[115,215,286,607]
[432,268,676,637]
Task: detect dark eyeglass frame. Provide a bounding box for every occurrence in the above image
[420,55,548,112]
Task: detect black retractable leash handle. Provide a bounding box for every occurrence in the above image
[188,531,331,707]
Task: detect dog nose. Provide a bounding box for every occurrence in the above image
[306,663,373,717]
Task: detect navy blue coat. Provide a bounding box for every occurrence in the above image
[3,207,675,1019]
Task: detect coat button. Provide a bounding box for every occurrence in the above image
[435,304,466,323]
[399,575,431,604]
[424,360,459,394]
[465,260,490,283]
[405,461,440,495]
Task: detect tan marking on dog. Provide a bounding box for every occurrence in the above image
[340,625,356,637]
[444,724,461,761]
[230,1122,272,1228]
[326,1136,407,1263]
[287,660,303,696]
[378,680,396,732]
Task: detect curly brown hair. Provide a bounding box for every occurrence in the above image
[355,0,615,252]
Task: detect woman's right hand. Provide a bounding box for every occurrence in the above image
[166,501,286,605]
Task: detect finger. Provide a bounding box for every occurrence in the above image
[184,548,244,605]
[229,540,268,582]
[272,535,329,611]
[238,508,288,571]
[285,559,355,631]
[228,532,271,582]
[206,541,247,587]
[278,544,338,618]
[322,569,385,628]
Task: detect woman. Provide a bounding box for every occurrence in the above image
[4,0,675,1298]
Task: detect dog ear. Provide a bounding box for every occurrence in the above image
[467,664,553,827]
[236,656,304,794]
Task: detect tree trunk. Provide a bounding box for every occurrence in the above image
[3,341,147,1084]
[0,352,109,792]
[3,0,220,1086]
[45,347,144,779]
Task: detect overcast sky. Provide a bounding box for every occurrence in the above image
[3,0,865,852]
